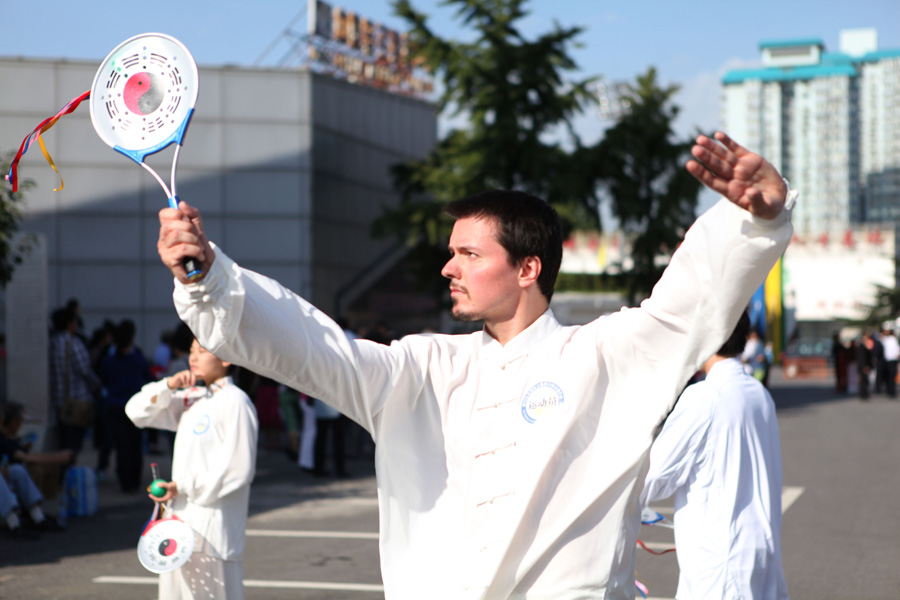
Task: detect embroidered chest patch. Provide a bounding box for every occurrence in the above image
[192,414,211,434]
[521,381,565,424]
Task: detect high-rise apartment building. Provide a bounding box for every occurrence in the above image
[721,29,900,236]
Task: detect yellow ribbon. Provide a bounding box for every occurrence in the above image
[37,133,64,191]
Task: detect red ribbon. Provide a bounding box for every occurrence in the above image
[5,90,91,192]
[637,538,676,556]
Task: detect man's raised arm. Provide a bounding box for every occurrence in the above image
[597,131,794,428]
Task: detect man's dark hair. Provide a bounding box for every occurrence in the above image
[445,190,563,301]
[51,308,76,333]
[717,310,751,357]
[171,322,194,354]
[113,319,137,354]
[0,401,24,427]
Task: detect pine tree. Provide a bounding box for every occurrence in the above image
[374,0,600,297]
[0,151,35,287]
[593,67,701,303]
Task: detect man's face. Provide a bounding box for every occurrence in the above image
[441,216,522,324]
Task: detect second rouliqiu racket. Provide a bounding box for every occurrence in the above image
[137,500,196,574]
[88,33,203,281]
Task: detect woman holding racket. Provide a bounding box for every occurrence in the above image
[126,338,257,600]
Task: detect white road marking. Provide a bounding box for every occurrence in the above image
[247,529,379,539]
[93,577,156,585]
[782,486,804,513]
[93,576,384,592]
[243,580,383,591]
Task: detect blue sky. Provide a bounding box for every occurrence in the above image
[3,0,897,139]
[2,0,898,212]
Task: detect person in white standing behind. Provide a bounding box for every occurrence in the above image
[156,132,794,598]
[126,339,258,600]
[642,311,789,599]
[878,326,899,398]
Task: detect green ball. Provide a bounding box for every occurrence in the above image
[149,479,167,498]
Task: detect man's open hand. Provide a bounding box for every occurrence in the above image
[686,132,787,220]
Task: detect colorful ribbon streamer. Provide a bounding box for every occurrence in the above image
[634,509,676,598]
[637,538,676,556]
[5,90,91,192]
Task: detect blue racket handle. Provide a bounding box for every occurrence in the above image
[168,195,204,282]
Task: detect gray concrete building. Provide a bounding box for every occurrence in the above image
[0,57,437,355]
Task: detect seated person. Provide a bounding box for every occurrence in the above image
[0,402,75,468]
[0,402,73,531]
[1,459,61,535]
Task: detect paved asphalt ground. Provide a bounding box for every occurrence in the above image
[2,367,899,599]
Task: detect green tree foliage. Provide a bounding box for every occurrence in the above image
[857,284,900,328]
[0,152,35,287]
[374,0,600,297]
[592,67,701,304]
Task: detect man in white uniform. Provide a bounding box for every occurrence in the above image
[157,132,795,599]
[642,311,789,599]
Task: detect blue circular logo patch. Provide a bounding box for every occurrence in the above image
[192,414,210,434]
[521,382,565,424]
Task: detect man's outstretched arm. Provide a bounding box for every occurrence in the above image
[155,199,401,435]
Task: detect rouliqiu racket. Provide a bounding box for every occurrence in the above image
[89,33,203,281]
[137,501,195,574]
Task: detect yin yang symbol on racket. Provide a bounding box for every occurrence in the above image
[89,33,203,281]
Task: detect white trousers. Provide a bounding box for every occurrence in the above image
[158,553,244,600]
[298,400,317,469]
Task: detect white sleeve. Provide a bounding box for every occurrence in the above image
[641,384,713,505]
[173,246,417,436]
[600,196,794,421]
[176,389,258,507]
[125,379,184,432]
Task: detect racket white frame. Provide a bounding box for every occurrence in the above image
[89,33,202,279]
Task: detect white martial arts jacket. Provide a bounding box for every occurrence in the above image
[642,358,789,600]
[126,377,258,561]
[173,197,794,599]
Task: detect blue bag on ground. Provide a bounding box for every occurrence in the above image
[65,466,98,517]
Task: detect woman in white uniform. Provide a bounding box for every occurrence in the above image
[126,339,258,600]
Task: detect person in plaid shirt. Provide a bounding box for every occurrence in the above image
[50,307,100,455]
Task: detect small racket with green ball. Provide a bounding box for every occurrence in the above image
[148,462,168,498]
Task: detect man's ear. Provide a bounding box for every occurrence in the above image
[518,256,542,289]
